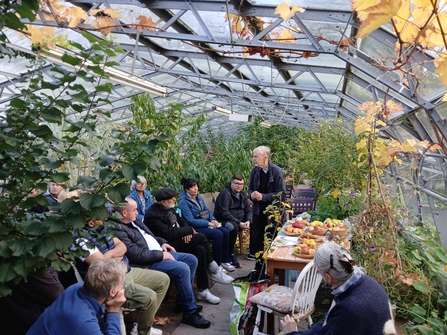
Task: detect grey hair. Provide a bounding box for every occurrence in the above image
[130,176,147,190]
[253,146,270,157]
[82,258,127,300]
[314,242,354,283]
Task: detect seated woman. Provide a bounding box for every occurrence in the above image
[128,176,152,221]
[178,177,234,272]
[280,242,397,335]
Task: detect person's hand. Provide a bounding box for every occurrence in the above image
[280,315,297,333]
[182,234,193,243]
[162,243,176,252]
[251,191,263,201]
[240,221,250,230]
[105,287,126,313]
[209,220,219,228]
[162,251,175,260]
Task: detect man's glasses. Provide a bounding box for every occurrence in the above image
[232,181,244,186]
[330,254,335,269]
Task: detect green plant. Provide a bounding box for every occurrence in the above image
[309,188,365,220]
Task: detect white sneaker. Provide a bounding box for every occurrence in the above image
[211,266,234,284]
[196,289,220,304]
[221,262,235,272]
[150,328,163,335]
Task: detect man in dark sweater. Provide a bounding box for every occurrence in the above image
[248,146,285,269]
[213,174,252,268]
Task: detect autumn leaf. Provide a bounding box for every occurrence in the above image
[353,0,400,38]
[154,316,170,326]
[280,29,296,43]
[274,2,305,23]
[332,189,339,198]
[103,8,121,19]
[91,17,115,36]
[379,249,398,266]
[66,7,89,28]
[303,51,313,59]
[133,15,157,31]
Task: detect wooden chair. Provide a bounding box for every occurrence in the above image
[250,260,322,335]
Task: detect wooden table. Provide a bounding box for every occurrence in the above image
[266,246,312,285]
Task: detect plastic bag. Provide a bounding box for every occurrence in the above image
[229,271,270,335]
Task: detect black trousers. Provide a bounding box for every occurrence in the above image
[174,233,214,291]
[250,213,277,271]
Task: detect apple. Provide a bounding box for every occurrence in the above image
[300,246,309,254]
[308,248,316,256]
[292,222,303,228]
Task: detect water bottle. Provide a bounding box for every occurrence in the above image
[130,322,138,335]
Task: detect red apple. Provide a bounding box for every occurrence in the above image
[292,222,303,229]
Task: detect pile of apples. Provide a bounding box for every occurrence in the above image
[325,218,345,228]
[293,243,316,256]
[290,218,309,229]
[307,221,325,232]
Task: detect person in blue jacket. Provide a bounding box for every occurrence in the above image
[178,177,235,272]
[26,258,127,335]
[128,176,153,221]
[279,242,397,335]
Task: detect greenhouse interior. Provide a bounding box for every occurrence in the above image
[1,0,447,334]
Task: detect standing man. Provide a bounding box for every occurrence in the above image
[213,174,252,268]
[27,258,127,335]
[248,146,285,270]
[112,198,211,329]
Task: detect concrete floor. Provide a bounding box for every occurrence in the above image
[169,257,256,335]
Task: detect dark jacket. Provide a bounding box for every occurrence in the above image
[213,183,252,224]
[110,218,168,268]
[248,162,286,215]
[144,203,195,249]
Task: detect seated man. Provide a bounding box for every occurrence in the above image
[27,258,127,335]
[144,188,233,305]
[214,174,252,267]
[111,198,211,329]
[74,217,170,335]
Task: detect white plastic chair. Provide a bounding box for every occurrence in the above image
[250,260,322,335]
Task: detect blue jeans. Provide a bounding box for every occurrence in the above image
[195,226,230,264]
[149,252,198,317]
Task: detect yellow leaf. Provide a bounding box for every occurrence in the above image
[413,0,434,10]
[274,2,305,22]
[354,0,400,38]
[27,25,44,45]
[103,8,121,19]
[332,189,339,198]
[133,15,157,31]
[91,16,115,36]
[352,0,381,12]
[66,7,88,28]
[392,0,410,32]
[280,29,296,43]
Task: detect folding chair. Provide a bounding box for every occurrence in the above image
[250,260,322,335]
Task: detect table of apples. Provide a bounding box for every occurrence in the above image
[283,217,350,258]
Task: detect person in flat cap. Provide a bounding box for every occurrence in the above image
[280,242,397,335]
[145,188,234,305]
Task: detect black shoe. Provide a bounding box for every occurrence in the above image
[246,253,256,261]
[181,312,211,329]
[230,253,241,268]
[174,303,203,313]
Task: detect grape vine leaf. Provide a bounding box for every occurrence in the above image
[274,2,305,23]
